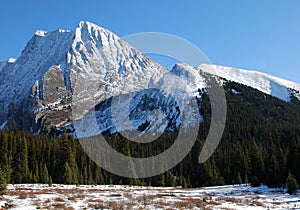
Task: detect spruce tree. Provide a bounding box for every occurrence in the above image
[0,169,7,196]
[11,137,29,183]
[236,172,242,185]
[251,176,260,187]
[265,141,280,187]
[63,162,73,184]
[165,171,176,187]
[249,139,265,184]
[157,173,165,187]
[48,176,53,187]
[287,172,298,195]
[40,164,49,183]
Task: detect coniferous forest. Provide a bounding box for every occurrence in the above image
[0,81,300,192]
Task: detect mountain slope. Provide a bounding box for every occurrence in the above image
[199,64,300,102]
[171,63,300,102]
[0,28,75,130]
[0,21,168,132]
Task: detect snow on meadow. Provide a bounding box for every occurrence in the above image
[0,184,299,209]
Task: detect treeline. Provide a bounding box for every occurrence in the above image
[0,128,299,191]
[0,81,299,193]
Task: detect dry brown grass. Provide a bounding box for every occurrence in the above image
[86,198,105,203]
[18,192,28,199]
[215,196,243,204]
[3,184,289,209]
[52,202,74,210]
[75,193,85,199]
[124,192,132,199]
[153,199,170,209]
[173,200,194,209]
[54,197,65,202]
[125,202,134,209]
[206,200,221,206]
[67,196,76,201]
[251,200,265,207]
[87,202,108,209]
[108,201,125,210]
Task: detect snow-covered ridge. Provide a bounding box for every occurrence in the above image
[199,64,300,101]
[35,30,47,36]
[35,29,71,37]
[171,63,207,95]
[7,58,16,63]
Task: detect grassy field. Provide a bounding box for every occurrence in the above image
[0,184,299,209]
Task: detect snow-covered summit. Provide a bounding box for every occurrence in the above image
[35,30,47,36]
[171,63,206,94]
[7,58,16,63]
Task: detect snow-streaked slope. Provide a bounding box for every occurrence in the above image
[0,29,74,126]
[171,63,207,95]
[0,21,169,131]
[69,21,168,121]
[200,64,300,101]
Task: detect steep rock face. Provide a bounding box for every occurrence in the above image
[68,21,168,122]
[0,21,168,132]
[0,28,74,130]
[34,65,72,131]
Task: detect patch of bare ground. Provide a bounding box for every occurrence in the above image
[179,197,207,209]
[108,201,125,210]
[86,198,105,203]
[172,200,195,209]
[87,202,108,209]
[51,202,74,210]
[67,196,76,201]
[152,199,168,209]
[215,196,266,208]
[251,200,265,207]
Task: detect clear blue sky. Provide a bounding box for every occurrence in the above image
[1,0,300,83]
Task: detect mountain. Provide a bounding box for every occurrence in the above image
[1,21,300,189]
[0,21,167,132]
[0,21,300,135]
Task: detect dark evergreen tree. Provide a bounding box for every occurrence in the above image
[0,169,7,196]
[40,164,49,183]
[287,172,298,195]
[265,141,281,187]
[250,139,264,187]
[11,137,29,183]
[165,171,176,187]
[63,162,73,184]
